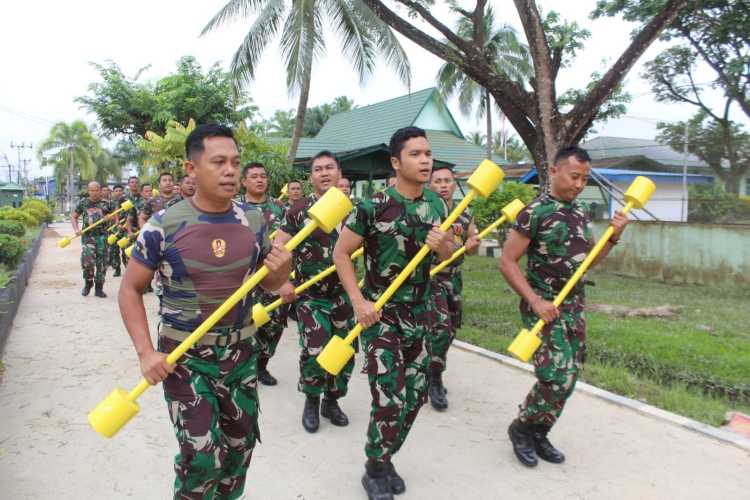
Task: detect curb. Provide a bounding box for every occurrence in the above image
[0,227,45,355]
[453,339,750,452]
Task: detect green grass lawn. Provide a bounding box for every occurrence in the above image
[458,255,750,426]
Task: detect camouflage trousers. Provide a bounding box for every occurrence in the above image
[159,335,261,500]
[252,288,290,366]
[518,295,586,428]
[296,293,355,398]
[362,301,431,463]
[107,235,122,271]
[426,275,463,375]
[81,235,107,284]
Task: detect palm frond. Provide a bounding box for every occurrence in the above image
[201,0,264,36]
[229,1,287,90]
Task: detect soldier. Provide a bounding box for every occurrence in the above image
[242,162,290,386]
[139,172,181,227]
[276,151,353,434]
[500,146,630,467]
[426,166,480,410]
[141,183,153,201]
[72,181,113,298]
[108,184,125,277]
[337,177,352,197]
[333,127,454,499]
[286,179,303,206]
[120,124,291,499]
[124,176,143,235]
[179,174,196,198]
[101,185,112,201]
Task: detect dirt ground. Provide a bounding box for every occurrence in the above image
[0,224,748,499]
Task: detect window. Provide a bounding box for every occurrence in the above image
[745,176,750,196]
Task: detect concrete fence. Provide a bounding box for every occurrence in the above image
[592,221,750,286]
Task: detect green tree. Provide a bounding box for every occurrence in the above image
[267,109,297,138]
[471,181,537,242]
[77,56,258,140]
[467,131,486,147]
[92,149,124,186]
[493,134,531,164]
[202,0,411,163]
[136,119,197,179]
[235,125,296,197]
[436,3,531,159]
[360,0,688,186]
[303,96,356,137]
[37,121,101,212]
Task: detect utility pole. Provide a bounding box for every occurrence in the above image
[10,141,33,185]
[681,122,689,222]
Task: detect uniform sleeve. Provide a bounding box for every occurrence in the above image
[513,204,537,239]
[73,200,84,217]
[131,214,165,270]
[141,200,154,220]
[345,199,371,237]
[280,203,301,236]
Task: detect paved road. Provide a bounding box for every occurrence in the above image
[0,224,748,499]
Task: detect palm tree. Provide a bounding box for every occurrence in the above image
[93,149,124,186]
[202,0,411,163]
[37,121,101,212]
[437,4,531,159]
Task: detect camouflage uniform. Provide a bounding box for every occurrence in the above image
[74,198,112,285]
[282,195,355,398]
[346,186,448,463]
[133,200,271,500]
[107,198,125,273]
[246,197,289,370]
[140,195,183,295]
[125,191,145,231]
[427,209,472,375]
[513,193,592,428]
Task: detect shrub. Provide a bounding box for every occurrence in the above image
[470,181,537,243]
[21,199,53,223]
[21,207,47,224]
[0,207,38,227]
[688,185,750,223]
[0,234,25,268]
[0,220,26,237]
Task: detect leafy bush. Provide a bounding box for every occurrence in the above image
[0,220,26,237]
[235,124,298,197]
[470,181,537,242]
[21,199,53,223]
[0,234,25,268]
[0,207,38,227]
[688,185,750,223]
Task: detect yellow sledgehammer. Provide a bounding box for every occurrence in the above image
[430,198,526,276]
[278,183,289,201]
[251,247,364,328]
[507,175,656,362]
[87,187,353,438]
[316,159,506,375]
[58,199,134,248]
[117,231,139,249]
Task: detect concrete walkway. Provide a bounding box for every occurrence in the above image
[0,224,748,499]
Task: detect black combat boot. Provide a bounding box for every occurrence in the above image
[81,280,93,297]
[112,267,121,277]
[508,419,538,467]
[429,372,448,411]
[257,357,278,386]
[532,424,566,464]
[301,395,320,433]
[320,395,349,426]
[94,282,107,298]
[385,460,406,495]
[362,459,394,500]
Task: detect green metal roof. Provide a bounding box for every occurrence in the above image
[0,183,25,191]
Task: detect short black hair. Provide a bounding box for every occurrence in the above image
[112,184,124,190]
[242,162,266,178]
[180,175,191,183]
[141,183,152,190]
[128,176,139,182]
[431,165,454,176]
[287,180,303,187]
[554,146,591,166]
[389,126,427,159]
[311,150,340,168]
[185,124,237,160]
[158,172,173,182]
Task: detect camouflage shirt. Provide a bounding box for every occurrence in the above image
[513,193,593,302]
[74,198,112,238]
[124,192,145,229]
[140,194,182,222]
[245,196,286,233]
[347,186,448,304]
[132,199,271,332]
[433,207,473,283]
[281,194,341,297]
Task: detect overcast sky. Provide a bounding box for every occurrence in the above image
[1,0,746,180]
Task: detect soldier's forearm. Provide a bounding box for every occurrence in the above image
[118,285,154,356]
[500,256,540,305]
[334,251,365,305]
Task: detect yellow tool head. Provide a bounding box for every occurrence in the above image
[624,176,656,209]
[307,187,353,233]
[467,160,505,198]
[120,199,134,211]
[107,234,118,245]
[502,199,526,223]
[507,329,542,362]
[117,236,130,249]
[316,336,355,375]
[88,387,140,438]
[57,237,71,248]
[251,303,271,328]
[125,244,135,258]
[280,183,289,196]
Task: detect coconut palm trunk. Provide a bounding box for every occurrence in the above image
[485,89,493,159]
[67,152,74,214]
[287,47,313,164]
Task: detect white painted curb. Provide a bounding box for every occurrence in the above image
[453,339,750,452]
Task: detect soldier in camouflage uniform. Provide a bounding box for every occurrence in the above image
[180,174,196,198]
[108,184,125,277]
[241,162,289,386]
[334,127,455,499]
[120,124,291,500]
[285,179,303,209]
[276,151,354,434]
[426,166,480,411]
[139,172,182,226]
[72,181,113,298]
[500,146,630,468]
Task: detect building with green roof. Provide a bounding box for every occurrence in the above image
[294,88,506,186]
[0,183,26,208]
